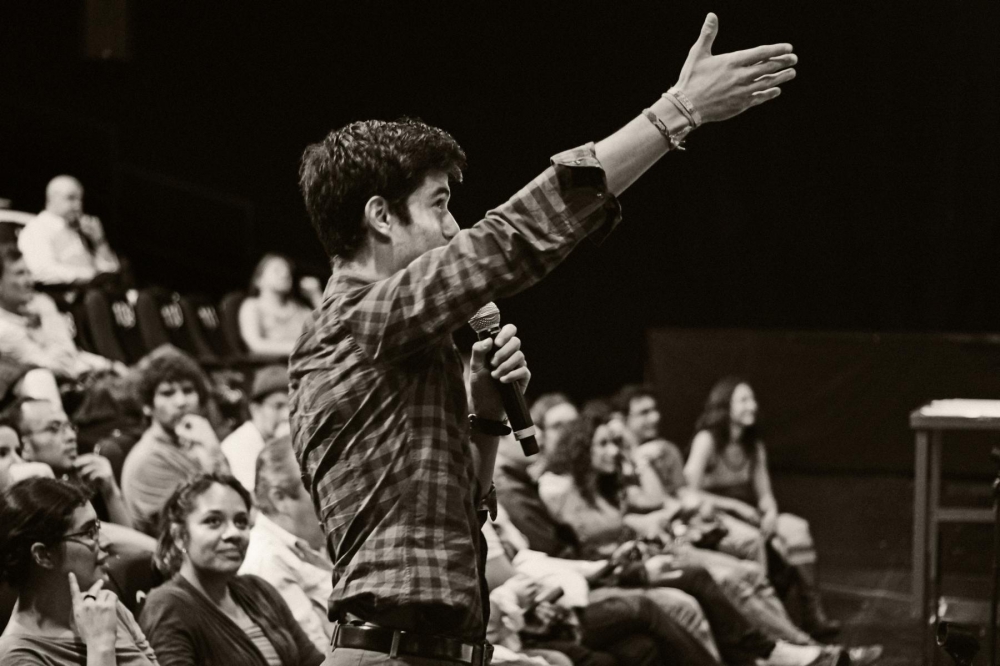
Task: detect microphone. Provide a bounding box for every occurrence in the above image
[468,302,539,456]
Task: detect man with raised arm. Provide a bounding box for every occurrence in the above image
[292,14,796,665]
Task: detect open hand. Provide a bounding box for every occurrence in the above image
[674,13,797,123]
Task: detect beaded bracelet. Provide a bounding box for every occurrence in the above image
[642,108,687,151]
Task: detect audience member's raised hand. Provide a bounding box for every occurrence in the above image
[73,454,116,494]
[68,573,118,653]
[674,12,798,123]
[759,509,778,540]
[175,414,220,450]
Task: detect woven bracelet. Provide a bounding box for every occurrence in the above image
[642,108,686,151]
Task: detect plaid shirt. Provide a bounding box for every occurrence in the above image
[289,143,621,642]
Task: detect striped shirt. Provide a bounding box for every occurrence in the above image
[289,143,621,642]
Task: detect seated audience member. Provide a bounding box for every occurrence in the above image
[0,355,63,411]
[612,385,768,568]
[0,424,53,489]
[238,436,332,653]
[121,348,229,535]
[685,377,840,638]
[17,175,121,289]
[0,477,157,665]
[0,244,124,383]
[484,510,721,666]
[220,364,289,492]
[496,400,720,660]
[4,397,131,528]
[238,254,312,357]
[141,473,323,666]
[539,418,883,665]
[494,392,582,557]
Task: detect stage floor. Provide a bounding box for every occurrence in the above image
[773,472,994,665]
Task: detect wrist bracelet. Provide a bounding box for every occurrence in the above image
[469,414,512,436]
[642,109,688,151]
[665,87,702,128]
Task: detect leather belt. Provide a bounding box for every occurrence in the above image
[332,623,493,666]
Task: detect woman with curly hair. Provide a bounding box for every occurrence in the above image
[139,473,321,666]
[0,477,157,665]
[684,377,839,638]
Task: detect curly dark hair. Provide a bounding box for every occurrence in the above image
[136,346,210,409]
[544,418,606,505]
[299,117,467,259]
[694,376,759,455]
[0,477,91,588]
[154,473,253,577]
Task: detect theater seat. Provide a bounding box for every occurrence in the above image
[83,289,145,364]
[136,287,220,366]
[184,293,237,361]
[219,290,249,356]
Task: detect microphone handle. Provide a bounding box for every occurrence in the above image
[478,328,539,456]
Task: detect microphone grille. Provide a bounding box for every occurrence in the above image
[469,302,501,334]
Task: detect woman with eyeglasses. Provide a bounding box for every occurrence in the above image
[0,477,158,665]
[140,473,322,666]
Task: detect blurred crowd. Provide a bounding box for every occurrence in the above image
[0,175,880,665]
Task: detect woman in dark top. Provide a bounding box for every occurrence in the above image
[0,477,157,665]
[140,473,322,666]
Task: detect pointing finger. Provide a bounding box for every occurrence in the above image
[68,572,82,602]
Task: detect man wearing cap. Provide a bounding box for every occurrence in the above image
[221,364,290,492]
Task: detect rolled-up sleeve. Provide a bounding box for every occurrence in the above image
[340,143,622,363]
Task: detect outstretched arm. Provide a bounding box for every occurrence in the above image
[596,12,797,196]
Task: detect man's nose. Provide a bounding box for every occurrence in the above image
[443,215,459,239]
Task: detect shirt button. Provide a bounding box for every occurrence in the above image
[597,193,604,198]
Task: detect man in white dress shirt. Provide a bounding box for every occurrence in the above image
[18,175,121,287]
[239,435,332,653]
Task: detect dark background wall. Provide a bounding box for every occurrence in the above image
[1,2,997,433]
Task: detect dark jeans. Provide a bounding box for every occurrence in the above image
[535,594,720,666]
[661,565,776,666]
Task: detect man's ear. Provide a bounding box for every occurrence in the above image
[30,542,58,570]
[363,196,393,242]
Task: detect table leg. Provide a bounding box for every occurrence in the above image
[927,430,943,666]
[913,430,929,618]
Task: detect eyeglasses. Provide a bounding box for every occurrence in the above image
[29,422,78,438]
[59,521,101,549]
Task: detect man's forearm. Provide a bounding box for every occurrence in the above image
[596,97,691,196]
[102,484,133,528]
